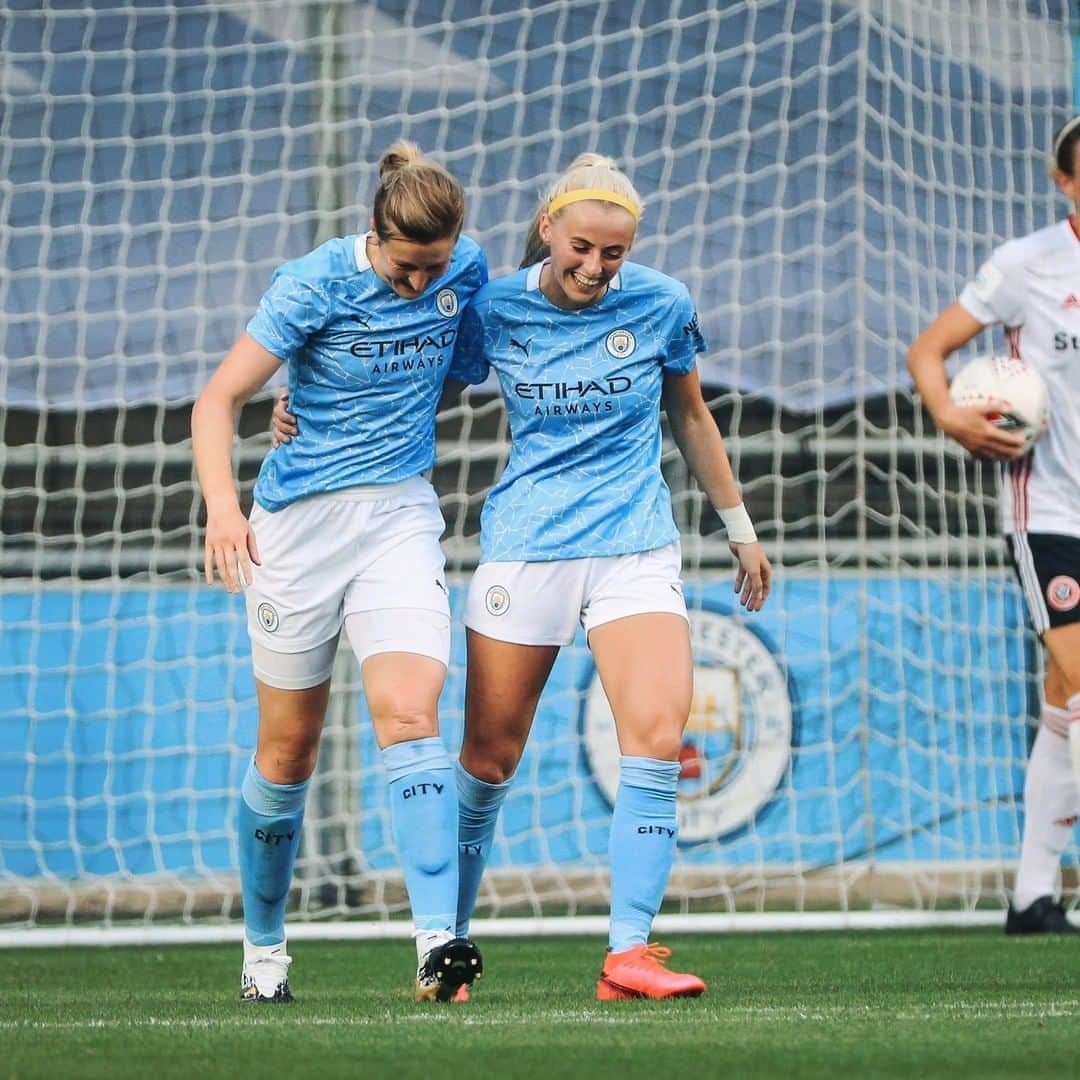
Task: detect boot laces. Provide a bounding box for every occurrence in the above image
[641,943,672,965]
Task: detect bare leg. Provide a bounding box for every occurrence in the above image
[588,613,693,760]
[460,629,560,782]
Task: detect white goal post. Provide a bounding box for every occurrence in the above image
[2,0,1076,945]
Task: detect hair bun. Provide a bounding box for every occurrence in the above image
[378,140,425,181]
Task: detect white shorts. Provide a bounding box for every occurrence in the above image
[464,542,687,646]
[245,477,451,688]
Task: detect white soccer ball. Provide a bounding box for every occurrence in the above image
[948,354,1049,450]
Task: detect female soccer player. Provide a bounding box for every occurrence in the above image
[451,154,772,999]
[908,116,1080,935]
[192,142,488,1004]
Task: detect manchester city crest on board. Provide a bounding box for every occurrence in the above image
[436,288,459,317]
[605,328,636,358]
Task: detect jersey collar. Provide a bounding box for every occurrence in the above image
[354,232,374,272]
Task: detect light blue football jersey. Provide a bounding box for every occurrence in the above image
[248,233,487,511]
[451,260,706,562]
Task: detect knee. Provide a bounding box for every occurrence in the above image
[256,739,319,785]
[459,736,520,785]
[632,735,683,762]
[373,701,439,745]
[617,713,685,762]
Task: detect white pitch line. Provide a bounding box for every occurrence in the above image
[4,1001,1080,1032]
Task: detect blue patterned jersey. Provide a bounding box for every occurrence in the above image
[248,233,487,511]
[451,260,706,561]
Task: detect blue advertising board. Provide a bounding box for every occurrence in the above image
[0,575,1033,882]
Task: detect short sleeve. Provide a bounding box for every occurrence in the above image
[663,287,707,374]
[958,248,1025,328]
[246,273,332,364]
[447,300,491,385]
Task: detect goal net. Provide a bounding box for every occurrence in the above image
[2,0,1075,940]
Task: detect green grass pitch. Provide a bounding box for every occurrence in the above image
[3,930,1078,1079]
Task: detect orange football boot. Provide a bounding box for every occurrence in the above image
[596,943,706,1001]
[451,983,470,1003]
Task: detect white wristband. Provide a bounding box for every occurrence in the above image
[718,502,757,545]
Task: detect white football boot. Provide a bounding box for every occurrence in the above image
[240,938,294,1004]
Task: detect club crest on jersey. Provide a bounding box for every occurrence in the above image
[605,328,636,358]
[484,585,510,616]
[436,288,459,317]
[257,603,280,633]
[1047,576,1080,612]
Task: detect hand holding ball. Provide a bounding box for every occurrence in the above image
[948,355,1048,451]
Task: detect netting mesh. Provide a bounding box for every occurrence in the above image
[1,0,1074,929]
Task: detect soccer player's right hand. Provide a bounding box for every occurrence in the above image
[204,506,261,593]
[270,388,298,447]
[936,401,1027,462]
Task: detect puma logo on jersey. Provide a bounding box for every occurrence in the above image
[510,336,533,356]
[1062,293,1080,310]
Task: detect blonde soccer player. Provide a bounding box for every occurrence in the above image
[450,155,771,999]
[193,142,488,1004]
[908,116,1080,935]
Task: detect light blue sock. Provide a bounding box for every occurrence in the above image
[238,757,309,947]
[608,755,681,952]
[382,736,458,934]
[455,762,513,937]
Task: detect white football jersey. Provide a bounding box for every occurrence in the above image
[958,219,1080,538]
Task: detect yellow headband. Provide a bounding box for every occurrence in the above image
[547,188,642,221]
